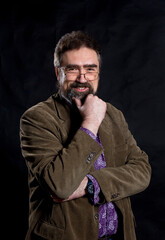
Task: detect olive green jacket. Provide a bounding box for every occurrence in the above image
[20,93,151,240]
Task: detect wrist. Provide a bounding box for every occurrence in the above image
[81,120,99,136]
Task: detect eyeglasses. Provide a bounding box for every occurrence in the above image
[59,66,99,81]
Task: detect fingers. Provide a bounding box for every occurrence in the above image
[72,97,82,108]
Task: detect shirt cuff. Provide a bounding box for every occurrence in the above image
[87,174,100,205]
[80,127,97,141]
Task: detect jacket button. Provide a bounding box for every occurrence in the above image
[86,157,91,163]
[94,213,99,220]
[111,192,120,199]
[89,153,94,158]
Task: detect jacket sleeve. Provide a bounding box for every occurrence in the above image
[90,108,151,203]
[20,106,103,199]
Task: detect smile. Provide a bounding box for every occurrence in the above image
[74,87,89,92]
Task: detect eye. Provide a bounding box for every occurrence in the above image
[87,67,96,72]
[66,66,79,72]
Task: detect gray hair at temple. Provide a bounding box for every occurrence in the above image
[54,30,102,67]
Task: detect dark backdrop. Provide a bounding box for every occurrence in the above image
[1,0,165,239]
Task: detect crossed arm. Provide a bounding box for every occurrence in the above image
[51,95,106,203]
[51,176,88,203]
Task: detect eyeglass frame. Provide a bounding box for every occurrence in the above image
[58,64,99,81]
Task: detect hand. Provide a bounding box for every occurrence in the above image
[73,94,107,135]
[51,176,88,203]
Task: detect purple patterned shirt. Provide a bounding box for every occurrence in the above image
[80,127,118,239]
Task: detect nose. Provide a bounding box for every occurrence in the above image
[76,72,87,83]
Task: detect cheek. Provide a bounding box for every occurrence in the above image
[61,80,72,91]
[92,80,99,92]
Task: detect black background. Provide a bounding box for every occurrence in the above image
[1,0,165,239]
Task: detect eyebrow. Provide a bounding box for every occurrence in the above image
[84,64,98,68]
[66,64,98,68]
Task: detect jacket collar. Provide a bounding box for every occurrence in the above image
[53,92,71,122]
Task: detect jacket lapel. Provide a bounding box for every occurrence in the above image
[98,112,115,167]
[53,93,82,141]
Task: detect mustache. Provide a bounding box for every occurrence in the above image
[69,82,92,89]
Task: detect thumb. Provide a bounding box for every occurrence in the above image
[73,97,82,109]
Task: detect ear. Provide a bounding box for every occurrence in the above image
[55,67,60,81]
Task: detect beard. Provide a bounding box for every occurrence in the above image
[62,82,95,105]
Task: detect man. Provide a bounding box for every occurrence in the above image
[20,31,151,240]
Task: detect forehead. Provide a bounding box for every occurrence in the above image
[61,47,99,67]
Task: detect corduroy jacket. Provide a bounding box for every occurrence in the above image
[20,93,151,240]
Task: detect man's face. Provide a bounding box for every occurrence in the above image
[55,47,100,104]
